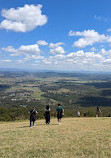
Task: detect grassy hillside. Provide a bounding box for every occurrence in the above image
[0,117,111,158]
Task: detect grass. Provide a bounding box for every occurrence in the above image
[0,117,111,158]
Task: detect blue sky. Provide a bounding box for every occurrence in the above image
[0,0,111,72]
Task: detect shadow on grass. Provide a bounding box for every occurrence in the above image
[19,125,30,128]
[37,123,58,126]
[18,123,58,128]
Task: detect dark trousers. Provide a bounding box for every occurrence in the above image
[30,119,34,126]
[30,115,35,126]
[45,115,50,124]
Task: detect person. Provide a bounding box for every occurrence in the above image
[77,111,80,117]
[44,105,50,124]
[29,106,38,127]
[84,112,86,117]
[56,103,64,125]
[96,107,102,117]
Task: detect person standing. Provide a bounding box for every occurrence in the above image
[84,112,86,117]
[77,111,80,117]
[56,103,64,125]
[96,107,102,117]
[30,106,38,127]
[44,105,50,124]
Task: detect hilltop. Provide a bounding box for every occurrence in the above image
[0,117,111,158]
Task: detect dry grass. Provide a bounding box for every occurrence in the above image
[0,117,111,158]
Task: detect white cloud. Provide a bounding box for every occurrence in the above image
[99,49,108,55]
[37,54,66,65]
[2,39,111,72]
[2,44,41,56]
[53,54,65,59]
[37,40,48,46]
[49,42,64,48]
[69,30,111,48]
[2,46,18,53]
[90,47,97,51]
[101,58,111,70]
[99,49,111,58]
[42,59,52,64]
[67,50,84,58]
[19,44,40,53]
[67,50,103,61]
[36,49,105,71]
[16,60,24,63]
[48,42,65,55]
[103,59,111,64]
[1,60,11,62]
[49,46,65,55]
[25,55,44,60]
[0,4,47,32]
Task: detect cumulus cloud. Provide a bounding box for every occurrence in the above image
[25,55,44,61]
[68,30,111,48]
[49,46,65,55]
[48,42,65,55]
[2,38,111,71]
[41,59,52,64]
[53,54,65,59]
[19,44,40,53]
[99,49,108,55]
[90,47,97,51]
[37,49,105,71]
[2,46,18,53]
[103,59,111,64]
[99,49,111,59]
[67,50,103,62]
[0,4,47,32]
[37,40,48,46]
[2,44,41,56]
[49,42,64,48]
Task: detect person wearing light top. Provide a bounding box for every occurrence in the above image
[77,111,80,117]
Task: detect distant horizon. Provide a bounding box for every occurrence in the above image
[0,67,111,74]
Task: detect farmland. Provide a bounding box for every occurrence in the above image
[0,71,111,120]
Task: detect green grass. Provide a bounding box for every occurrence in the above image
[32,90,45,99]
[0,117,111,158]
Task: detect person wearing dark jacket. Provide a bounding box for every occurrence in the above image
[44,105,50,124]
[30,106,38,127]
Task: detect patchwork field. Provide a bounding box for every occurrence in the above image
[0,117,111,158]
[1,72,111,121]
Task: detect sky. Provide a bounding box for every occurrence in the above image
[0,0,111,72]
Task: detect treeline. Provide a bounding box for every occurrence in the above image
[0,107,29,121]
[1,105,111,121]
[0,105,57,121]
